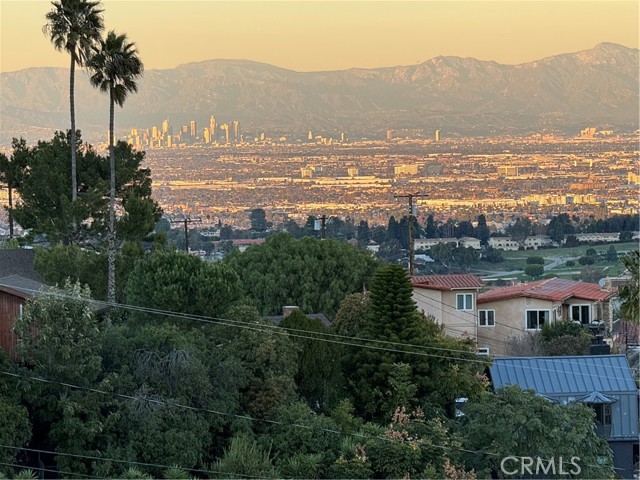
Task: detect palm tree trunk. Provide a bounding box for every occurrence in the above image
[7,185,13,239]
[108,85,116,304]
[70,53,78,244]
[70,53,77,203]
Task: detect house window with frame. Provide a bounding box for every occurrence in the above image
[478,309,495,327]
[456,293,473,311]
[571,304,591,325]
[526,309,550,330]
[592,404,612,426]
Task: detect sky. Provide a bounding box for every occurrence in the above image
[0,0,638,73]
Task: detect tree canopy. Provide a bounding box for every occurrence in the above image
[8,133,160,244]
[224,233,380,318]
[459,386,614,479]
[125,250,243,323]
[618,250,639,324]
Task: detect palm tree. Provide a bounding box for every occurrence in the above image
[43,0,104,219]
[88,31,143,303]
[618,250,639,324]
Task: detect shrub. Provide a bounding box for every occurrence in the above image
[524,264,544,278]
[577,256,596,266]
[526,256,545,265]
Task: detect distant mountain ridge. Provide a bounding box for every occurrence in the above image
[1,42,638,144]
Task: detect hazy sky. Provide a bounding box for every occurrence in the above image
[1,1,638,73]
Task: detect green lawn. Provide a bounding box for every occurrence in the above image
[474,241,637,280]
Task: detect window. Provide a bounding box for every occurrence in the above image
[478,310,495,327]
[526,310,550,330]
[456,293,473,311]
[477,348,490,356]
[571,304,591,324]
[592,404,612,426]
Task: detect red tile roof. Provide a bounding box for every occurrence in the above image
[411,274,484,291]
[232,239,265,245]
[478,277,617,304]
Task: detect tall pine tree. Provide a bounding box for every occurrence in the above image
[346,265,486,420]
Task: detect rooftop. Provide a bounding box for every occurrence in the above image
[478,277,617,304]
[0,274,47,299]
[490,355,637,395]
[411,274,484,291]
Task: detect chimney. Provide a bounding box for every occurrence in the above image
[282,306,299,318]
[589,335,611,355]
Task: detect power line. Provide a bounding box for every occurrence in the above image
[0,373,621,475]
[0,371,477,458]
[0,460,98,479]
[0,442,254,479]
[169,216,202,253]
[394,192,428,275]
[4,280,633,378]
[3,282,486,364]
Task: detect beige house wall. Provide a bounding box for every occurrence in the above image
[412,288,477,341]
[476,297,558,356]
[477,296,611,355]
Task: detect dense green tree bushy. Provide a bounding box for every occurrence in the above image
[459,386,614,479]
[224,233,379,318]
[125,250,243,323]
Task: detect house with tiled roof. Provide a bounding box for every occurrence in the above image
[476,277,618,356]
[411,274,484,343]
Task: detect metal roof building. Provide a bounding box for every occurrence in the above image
[490,355,639,478]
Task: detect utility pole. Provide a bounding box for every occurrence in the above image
[170,216,201,252]
[394,193,428,276]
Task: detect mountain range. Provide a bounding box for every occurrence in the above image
[1,42,638,144]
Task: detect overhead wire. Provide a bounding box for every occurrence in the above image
[0,460,99,479]
[1,281,633,378]
[0,442,256,479]
[1,281,487,365]
[0,371,622,474]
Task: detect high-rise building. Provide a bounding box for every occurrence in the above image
[190,120,197,137]
[182,125,188,135]
[209,115,216,136]
[435,129,440,142]
[152,126,159,139]
[386,130,393,140]
[162,119,170,134]
[232,121,240,143]
[220,123,230,144]
[204,128,211,144]
[308,131,313,141]
[166,135,172,148]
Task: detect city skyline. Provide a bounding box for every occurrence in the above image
[1,1,638,74]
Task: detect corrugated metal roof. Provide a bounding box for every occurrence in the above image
[490,355,637,394]
[478,277,616,304]
[411,274,484,291]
